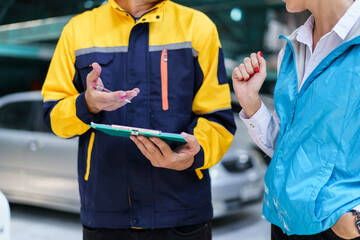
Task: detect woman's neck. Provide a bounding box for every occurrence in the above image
[308,0,354,50]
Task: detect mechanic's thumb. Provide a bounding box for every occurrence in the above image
[181,133,200,153]
[87,62,102,84]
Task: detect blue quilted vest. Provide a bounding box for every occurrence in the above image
[262,31,360,235]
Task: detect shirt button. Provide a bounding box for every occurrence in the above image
[250,123,255,128]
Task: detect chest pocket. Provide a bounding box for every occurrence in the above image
[74,52,115,92]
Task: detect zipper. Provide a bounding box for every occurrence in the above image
[84,132,95,181]
[290,100,297,126]
[161,49,169,111]
[280,36,299,127]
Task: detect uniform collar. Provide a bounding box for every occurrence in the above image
[109,0,167,23]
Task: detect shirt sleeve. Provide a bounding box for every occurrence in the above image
[239,102,279,157]
[238,45,287,158]
[354,205,360,212]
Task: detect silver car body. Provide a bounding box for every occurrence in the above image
[0,92,79,212]
[0,91,270,218]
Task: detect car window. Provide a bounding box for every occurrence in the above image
[0,101,35,130]
[36,118,52,133]
[33,101,52,133]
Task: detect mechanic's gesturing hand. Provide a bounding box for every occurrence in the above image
[130,133,201,171]
[85,62,140,115]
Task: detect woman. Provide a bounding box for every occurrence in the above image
[232,0,360,239]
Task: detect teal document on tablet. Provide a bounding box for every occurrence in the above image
[89,122,187,143]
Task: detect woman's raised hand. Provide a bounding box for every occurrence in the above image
[231,51,267,118]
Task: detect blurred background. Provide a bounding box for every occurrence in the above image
[0,0,310,239]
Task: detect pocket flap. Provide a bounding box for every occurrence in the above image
[75,52,114,69]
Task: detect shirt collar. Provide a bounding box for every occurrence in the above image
[292,0,360,44]
[294,15,314,48]
[333,0,360,40]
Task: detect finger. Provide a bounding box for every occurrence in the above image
[137,136,164,167]
[137,136,163,157]
[87,62,102,84]
[109,91,127,101]
[105,89,139,105]
[149,137,173,156]
[232,67,243,81]
[94,91,128,111]
[130,136,160,166]
[243,57,254,77]
[257,51,267,76]
[250,53,260,73]
[180,133,200,153]
[130,136,148,154]
[239,63,250,81]
[125,88,140,100]
[132,88,140,95]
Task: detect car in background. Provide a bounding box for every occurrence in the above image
[0,91,80,213]
[0,91,272,218]
[211,93,272,217]
[0,191,10,240]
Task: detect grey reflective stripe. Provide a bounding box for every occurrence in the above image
[197,107,232,116]
[192,48,199,57]
[74,43,200,57]
[149,41,199,57]
[75,46,128,57]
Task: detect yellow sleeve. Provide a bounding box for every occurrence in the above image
[189,22,236,179]
[41,23,90,139]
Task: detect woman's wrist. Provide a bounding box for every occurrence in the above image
[238,95,262,118]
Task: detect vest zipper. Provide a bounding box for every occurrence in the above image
[161,49,169,111]
[290,99,297,126]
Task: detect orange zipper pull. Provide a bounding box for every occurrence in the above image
[163,49,168,61]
